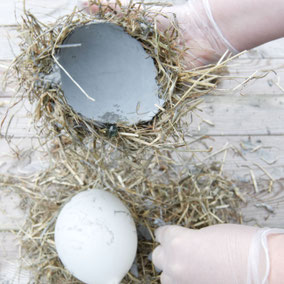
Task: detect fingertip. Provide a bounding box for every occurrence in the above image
[77,1,90,9]
[155,225,171,243]
[89,4,99,14]
[152,245,164,271]
[77,1,101,14]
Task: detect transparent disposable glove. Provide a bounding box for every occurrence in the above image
[149,0,239,67]
[152,224,284,284]
[81,0,238,68]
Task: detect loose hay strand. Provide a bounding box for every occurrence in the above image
[1,1,245,283]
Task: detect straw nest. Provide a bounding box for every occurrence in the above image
[2,1,245,283]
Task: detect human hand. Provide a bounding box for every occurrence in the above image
[152,224,283,284]
[80,0,238,69]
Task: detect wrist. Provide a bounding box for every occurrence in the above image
[268,234,284,284]
[208,0,284,51]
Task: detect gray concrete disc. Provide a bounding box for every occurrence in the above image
[58,22,162,125]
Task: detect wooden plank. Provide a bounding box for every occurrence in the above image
[219,59,284,96]
[0,137,47,175]
[0,115,35,138]
[0,0,78,60]
[0,232,30,283]
[241,180,284,228]
[239,38,284,59]
[0,97,36,138]
[0,1,18,26]
[0,61,26,98]
[187,94,284,136]
[0,137,47,232]
[0,27,20,60]
[227,58,284,72]
[194,135,284,181]
[0,0,78,26]
[0,190,26,230]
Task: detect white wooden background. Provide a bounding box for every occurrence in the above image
[0,0,284,282]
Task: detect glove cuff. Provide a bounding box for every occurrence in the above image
[247,228,284,284]
[202,0,239,54]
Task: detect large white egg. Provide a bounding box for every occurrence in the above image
[54,189,137,284]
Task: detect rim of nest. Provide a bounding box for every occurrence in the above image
[6,0,229,148]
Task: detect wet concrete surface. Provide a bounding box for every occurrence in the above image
[58,23,162,125]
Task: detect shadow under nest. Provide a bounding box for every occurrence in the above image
[3,1,244,283]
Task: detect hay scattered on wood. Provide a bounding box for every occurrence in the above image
[2,1,244,283]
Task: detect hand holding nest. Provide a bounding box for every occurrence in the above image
[81,0,238,68]
[82,0,284,69]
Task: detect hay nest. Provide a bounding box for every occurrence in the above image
[3,1,244,283]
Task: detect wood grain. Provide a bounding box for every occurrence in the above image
[0,27,20,61]
[0,0,78,26]
[241,179,284,228]
[0,190,26,230]
[0,98,35,138]
[188,94,284,136]
[0,232,30,284]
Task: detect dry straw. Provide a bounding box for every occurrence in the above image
[2,1,244,283]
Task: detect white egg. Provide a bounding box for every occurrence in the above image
[54,189,137,284]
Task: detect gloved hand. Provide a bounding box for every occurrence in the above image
[152,224,284,284]
[148,0,239,67]
[80,0,238,68]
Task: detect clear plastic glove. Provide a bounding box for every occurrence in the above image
[149,0,239,67]
[80,0,238,68]
[152,224,284,284]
